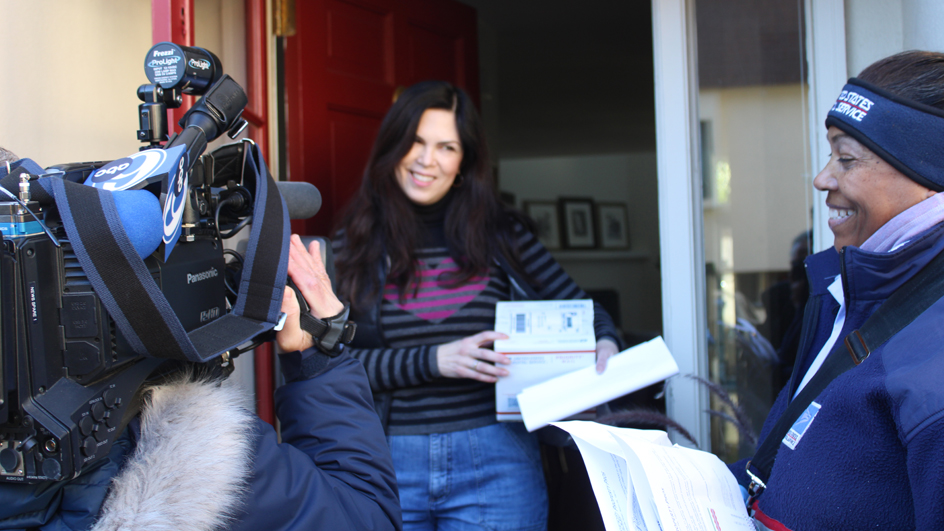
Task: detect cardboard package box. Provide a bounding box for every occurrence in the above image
[493,299,596,421]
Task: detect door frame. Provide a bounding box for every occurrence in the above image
[651,0,709,449]
[650,0,847,451]
[805,0,848,254]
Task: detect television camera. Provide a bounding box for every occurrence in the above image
[0,43,296,484]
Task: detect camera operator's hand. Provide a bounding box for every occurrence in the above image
[276,235,345,353]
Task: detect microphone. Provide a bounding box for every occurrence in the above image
[113,189,163,259]
[276,181,322,220]
[83,177,319,260]
[103,180,318,260]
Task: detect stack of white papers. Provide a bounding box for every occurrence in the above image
[518,336,680,432]
[553,421,754,531]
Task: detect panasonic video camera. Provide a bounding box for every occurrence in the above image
[0,43,281,484]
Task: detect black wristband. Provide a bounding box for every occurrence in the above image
[297,302,357,356]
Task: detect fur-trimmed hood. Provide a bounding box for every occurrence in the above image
[91,377,256,531]
[2,353,402,531]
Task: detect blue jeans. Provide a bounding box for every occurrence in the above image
[388,423,548,531]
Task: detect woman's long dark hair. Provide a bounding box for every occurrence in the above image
[334,80,527,311]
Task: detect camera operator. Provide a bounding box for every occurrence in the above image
[0,177,401,531]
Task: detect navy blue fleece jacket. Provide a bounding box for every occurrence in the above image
[730,221,944,530]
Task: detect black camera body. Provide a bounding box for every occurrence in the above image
[0,43,261,484]
[0,214,226,482]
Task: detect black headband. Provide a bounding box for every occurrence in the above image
[825,78,944,192]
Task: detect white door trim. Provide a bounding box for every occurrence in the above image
[805,0,848,253]
[651,0,710,449]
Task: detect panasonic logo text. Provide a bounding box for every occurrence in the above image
[187,267,219,284]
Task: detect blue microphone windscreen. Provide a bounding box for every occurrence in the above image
[113,190,162,259]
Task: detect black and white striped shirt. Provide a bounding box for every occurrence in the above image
[343,224,621,435]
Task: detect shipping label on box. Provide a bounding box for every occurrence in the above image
[493,300,596,421]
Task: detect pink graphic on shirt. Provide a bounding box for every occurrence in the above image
[384,256,489,322]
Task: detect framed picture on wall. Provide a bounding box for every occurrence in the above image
[524,200,561,250]
[559,197,596,249]
[596,202,630,249]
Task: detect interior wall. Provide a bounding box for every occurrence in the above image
[460,1,655,159]
[500,153,662,335]
[0,0,152,165]
[459,0,662,338]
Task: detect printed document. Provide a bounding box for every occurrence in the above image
[553,421,754,531]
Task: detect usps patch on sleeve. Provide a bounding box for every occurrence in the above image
[782,401,821,450]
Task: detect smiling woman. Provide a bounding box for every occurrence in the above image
[395,108,463,205]
[814,127,934,251]
[728,51,944,530]
[330,80,622,531]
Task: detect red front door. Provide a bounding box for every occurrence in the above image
[284,0,480,237]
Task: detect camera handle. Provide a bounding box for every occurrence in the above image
[136,84,181,150]
[136,75,248,159]
[165,75,249,174]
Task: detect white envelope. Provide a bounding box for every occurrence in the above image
[518,336,679,432]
